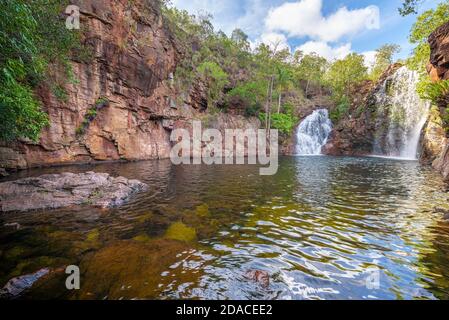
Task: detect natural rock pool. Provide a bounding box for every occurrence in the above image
[1,156,449,300]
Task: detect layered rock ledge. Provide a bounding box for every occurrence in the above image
[0,172,148,212]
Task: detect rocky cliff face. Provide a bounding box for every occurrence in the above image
[323,64,402,156]
[0,0,258,172]
[426,21,449,179]
[420,106,447,165]
[428,22,449,82]
[1,0,178,170]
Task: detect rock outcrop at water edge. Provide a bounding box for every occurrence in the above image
[0,172,148,212]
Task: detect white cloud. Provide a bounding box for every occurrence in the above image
[234,0,274,38]
[362,51,377,69]
[265,0,380,43]
[296,42,379,69]
[171,0,382,67]
[258,32,291,51]
[171,0,242,34]
[296,41,352,61]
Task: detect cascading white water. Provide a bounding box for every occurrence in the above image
[373,66,430,159]
[296,109,332,155]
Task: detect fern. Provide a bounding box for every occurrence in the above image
[421,80,449,106]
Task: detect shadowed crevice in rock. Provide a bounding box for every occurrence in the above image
[0,172,148,212]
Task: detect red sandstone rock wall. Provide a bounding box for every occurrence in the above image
[1,0,179,169]
[428,22,449,82]
[0,0,236,171]
[427,21,449,179]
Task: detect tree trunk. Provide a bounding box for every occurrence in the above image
[264,79,270,131]
[267,75,274,137]
[277,92,282,114]
[305,80,310,97]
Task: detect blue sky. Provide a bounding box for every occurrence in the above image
[171,0,439,65]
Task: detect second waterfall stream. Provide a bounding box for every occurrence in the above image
[372,66,430,159]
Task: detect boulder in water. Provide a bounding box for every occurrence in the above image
[0,172,148,212]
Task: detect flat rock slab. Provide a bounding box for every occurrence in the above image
[0,172,148,212]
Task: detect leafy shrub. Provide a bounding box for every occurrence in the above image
[0,0,85,142]
[330,97,350,122]
[227,81,266,117]
[197,61,229,105]
[259,113,298,134]
[0,77,50,141]
[245,103,262,117]
[420,80,449,105]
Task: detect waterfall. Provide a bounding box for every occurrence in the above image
[373,66,430,159]
[296,109,332,155]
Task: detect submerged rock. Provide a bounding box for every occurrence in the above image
[0,268,50,299]
[165,221,197,243]
[0,172,148,212]
[244,270,270,288]
[73,240,196,299]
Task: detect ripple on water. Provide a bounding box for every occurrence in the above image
[1,156,449,300]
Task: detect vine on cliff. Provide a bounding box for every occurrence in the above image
[0,0,85,142]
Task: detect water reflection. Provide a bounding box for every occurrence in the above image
[1,156,449,300]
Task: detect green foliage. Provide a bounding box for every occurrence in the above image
[244,103,263,117]
[161,3,393,130]
[52,85,69,102]
[227,80,266,115]
[420,80,449,105]
[76,98,108,136]
[282,102,295,116]
[0,78,50,142]
[330,96,350,122]
[370,44,401,81]
[197,61,229,104]
[0,0,84,141]
[406,1,449,107]
[162,4,309,120]
[259,112,297,134]
[399,0,423,16]
[231,28,250,51]
[325,53,368,104]
[95,97,109,106]
[407,1,449,75]
[228,81,265,104]
[86,108,98,119]
[162,6,234,97]
[294,52,328,94]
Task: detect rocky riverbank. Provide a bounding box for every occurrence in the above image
[427,21,449,180]
[0,172,147,212]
